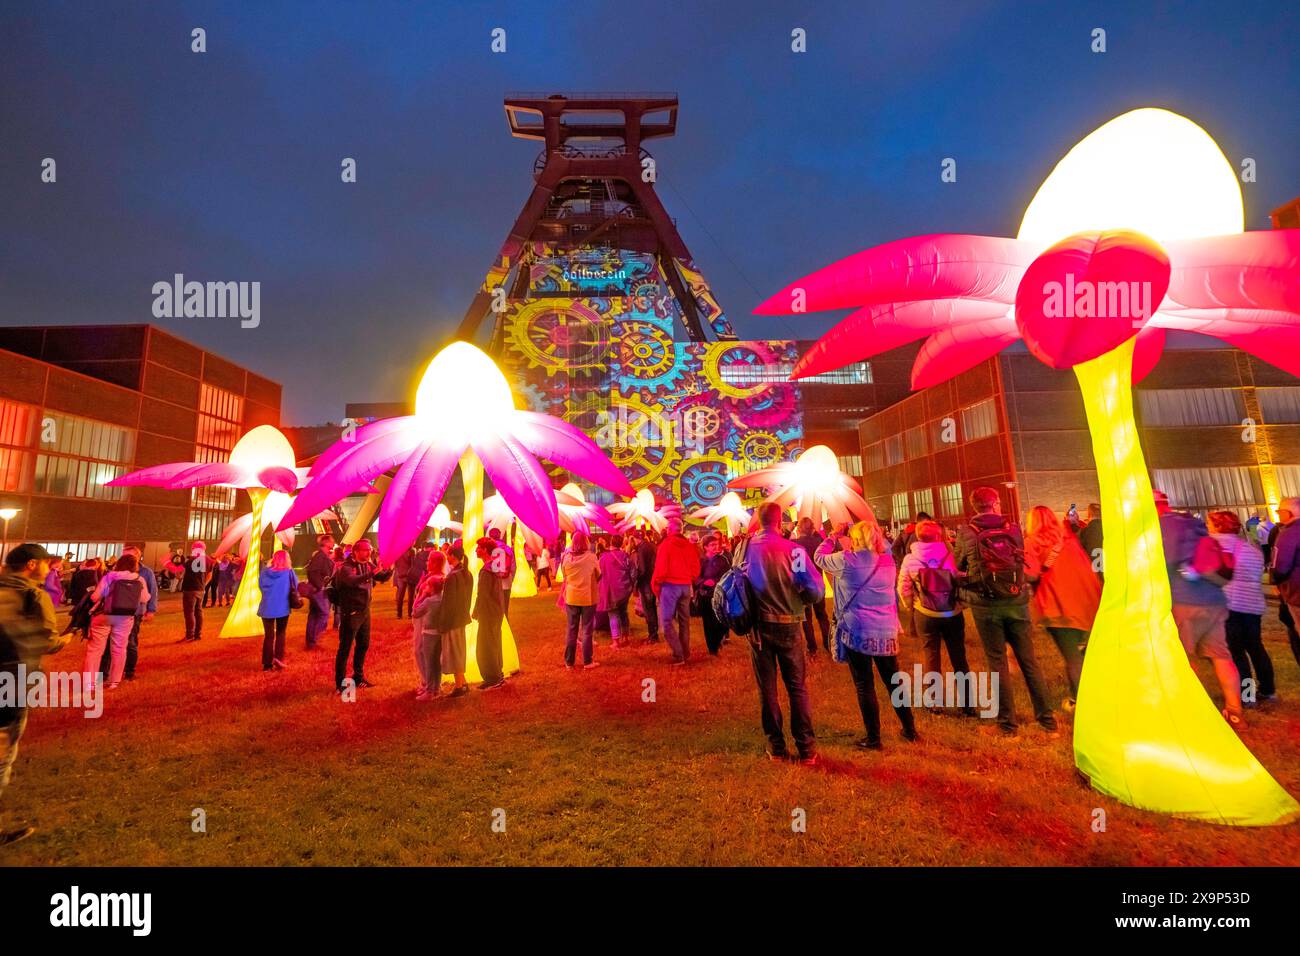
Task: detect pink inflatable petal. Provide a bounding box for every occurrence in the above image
[310,416,418,476]
[477,432,561,541]
[1155,311,1300,378]
[216,513,255,557]
[166,463,247,489]
[754,235,1037,316]
[911,318,1020,389]
[1131,326,1167,384]
[107,461,203,487]
[509,411,633,496]
[1163,231,1300,312]
[258,466,299,495]
[793,299,1011,379]
[728,463,790,491]
[279,427,426,529]
[377,439,462,559]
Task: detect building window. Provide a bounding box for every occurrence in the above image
[912,488,934,517]
[1136,388,1244,427]
[722,361,872,385]
[0,399,39,493]
[1258,387,1300,424]
[1275,465,1300,499]
[959,398,998,442]
[836,454,863,476]
[864,441,885,472]
[38,542,121,564]
[33,411,135,502]
[187,508,234,544]
[1151,466,1264,509]
[939,482,964,517]
[884,434,904,466]
[891,491,908,523]
[197,383,245,461]
[904,425,927,460]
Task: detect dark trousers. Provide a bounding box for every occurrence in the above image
[1226,609,1275,698]
[536,567,552,588]
[305,591,330,648]
[1281,602,1300,669]
[638,583,658,639]
[970,604,1056,731]
[0,706,29,802]
[395,579,415,618]
[336,609,371,687]
[261,616,288,669]
[917,612,974,712]
[846,649,915,744]
[701,588,727,654]
[564,604,595,666]
[801,598,831,653]
[748,622,816,759]
[476,613,504,684]
[1045,625,1087,700]
[203,576,219,607]
[182,590,203,640]
[98,614,142,681]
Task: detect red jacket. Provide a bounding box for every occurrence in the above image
[651,534,701,593]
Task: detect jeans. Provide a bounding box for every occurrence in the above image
[748,622,816,758]
[395,578,415,618]
[802,598,831,653]
[203,576,219,607]
[846,649,915,744]
[607,597,630,644]
[414,628,443,693]
[99,614,141,681]
[1046,626,1087,701]
[970,604,1056,731]
[0,707,28,803]
[565,604,596,665]
[476,613,504,685]
[336,609,371,687]
[536,567,552,589]
[657,583,692,661]
[84,614,133,688]
[182,590,204,640]
[1226,610,1275,698]
[638,583,659,640]
[700,587,727,654]
[305,590,330,648]
[918,613,975,713]
[261,615,288,669]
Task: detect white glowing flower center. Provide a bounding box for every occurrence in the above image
[414,341,517,442]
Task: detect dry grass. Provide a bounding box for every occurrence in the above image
[4,588,1300,866]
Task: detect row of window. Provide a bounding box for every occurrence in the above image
[865,398,999,471]
[1137,387,1300,427]
[38,542,122,564]
[890,483,965,522]
[720,361,873,386]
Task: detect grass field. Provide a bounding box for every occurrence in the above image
[4,586,1300,866]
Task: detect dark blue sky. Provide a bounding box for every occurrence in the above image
[3,0,1297,423]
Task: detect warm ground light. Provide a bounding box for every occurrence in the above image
[6,590,1300,866]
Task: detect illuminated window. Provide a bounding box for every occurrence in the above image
[192,384,246,541]
[864,441,885,472]
[34,412,134,501]
[1274,465,1300,499]
[890,491,909,522]
[939,482,964,517]
[884,434,904,466]
[960,399,999,442]
[719,361,872,386]
[1258,387,1300,424]
[904,425,927,460]
[1137,388,1244,426]
[0,399,39,493]
[1151,466,1263,509]
[38,542,121,564]
[33,456,128,501]
[837,454,863,476]
[912,488,934,517]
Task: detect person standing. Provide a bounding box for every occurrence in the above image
[651,518,701,665]
[898,519,975,716]
[1156,491,1244,728]
[472,537,509,690]
[0,543,67,846]
[1023,506,1102,712]
[535,544,554,590]
[173,542,211,643]
[795,517,831,655]
[98,545,156,683]
[436,543,472,698]
[393,547,416,620]
[561,531,602,669]
[634,530,660,643]
[597,533,634,649]
[743,502,825,764]
[1269,497,1300,669]
[816,516,917,749]
[1209,511,1276,706]
[42,556,63,609]
[697,533,732,655]
[330,539,392,692]
[1077,503,1105,581]
[303,534,335,650]
[954,487,1058,740]
[215,555,237,606]
[257,550,299,672]
[411,550,448,699]
[84,553,150,691]
[203,555,222,608]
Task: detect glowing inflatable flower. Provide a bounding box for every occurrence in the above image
[426,503,463,544]
[757,108,1300,826]
[729,445,873,527]
[557,482,616,535]
[690,490,752,536]
[608,489,681,533]
[110,424,306,638]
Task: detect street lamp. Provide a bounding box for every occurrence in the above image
[0,508,19,562]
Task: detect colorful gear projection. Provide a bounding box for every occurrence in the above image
[602,394,677,490]
[703,341,781,399]
[507,299,611,371]
[674,452,733,511]
[736,429,786,467]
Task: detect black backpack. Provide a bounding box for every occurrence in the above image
[108,576,144,615]
[712,538,755,635]
[915,557,959,613]
[969,519,1026,599]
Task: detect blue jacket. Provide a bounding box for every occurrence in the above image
[743,531,825,625]
[257,567,299,619]
[813,541,899,656]
[139,565,158,614]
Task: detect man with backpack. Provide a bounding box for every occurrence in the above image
[898,519,976,716]
[741,502,826,764]
[1155,490,1245,728]
[954,487,1057,739]
[83,554,151,691]
[0,544,67,847]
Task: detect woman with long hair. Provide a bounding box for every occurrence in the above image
[257,549,299,671]
[560,530,601,669]
[814,516,917,749]
[1023,505,1102,711]
[84,553,150,691]
[411,549,449,700]
[597,533,635,649]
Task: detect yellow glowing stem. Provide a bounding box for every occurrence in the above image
[456,452,520,682]
[220,488,268,639]
[509,526,537,598]
[1072,340,1298,825]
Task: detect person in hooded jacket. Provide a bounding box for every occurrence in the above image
[898,520,975,716]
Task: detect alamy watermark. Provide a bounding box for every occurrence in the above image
[151,273,260,328]
[890,665,1000,717]
[0,666,102,718]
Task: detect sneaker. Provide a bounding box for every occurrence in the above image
[354,677,376,689]
[480,678,506,691]
[583,661,600,670]
[798,754,820,767]
[766,750,791,762]
[854,737,883,750]
[0,826,35,847]
[902,728,920,743]
[450,685,470,698]
[563,663,574,670]
[272,658,287,670]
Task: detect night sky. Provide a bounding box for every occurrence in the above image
[2,0,1297,424]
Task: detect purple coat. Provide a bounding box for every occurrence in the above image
[597,549,635,611]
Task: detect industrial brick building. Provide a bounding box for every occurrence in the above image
[0,324,280,566]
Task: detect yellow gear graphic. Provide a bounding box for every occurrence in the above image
[678,403,721,443]
[601,394,678,489]
[506,299,610,371]
[616,321,675,380]
[702,342,777,399]
[738,429,786,465]
[673,451,734,510]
